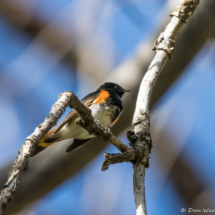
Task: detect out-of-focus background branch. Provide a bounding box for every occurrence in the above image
[0,0,215,214]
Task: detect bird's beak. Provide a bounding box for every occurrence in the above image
[123,89,131,92]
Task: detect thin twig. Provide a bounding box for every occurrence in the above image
[129,1,199,215]
[101,150,138,171]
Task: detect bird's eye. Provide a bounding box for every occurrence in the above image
[114,85,117,89]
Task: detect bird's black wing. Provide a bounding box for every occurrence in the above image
[65,138,92,153]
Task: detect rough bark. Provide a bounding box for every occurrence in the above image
[0,91,128,213]
[68,93,129,153]
[0,92,74,213]
[101,150,137,171]
[129,1,199,214]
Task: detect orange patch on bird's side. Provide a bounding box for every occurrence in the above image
[38,127,58,148]
[111,115,120,126]
[38,142,54,148]
[94,90,109,104]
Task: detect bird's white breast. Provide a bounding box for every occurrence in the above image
[61,103,118,140]
[90,103,117,127]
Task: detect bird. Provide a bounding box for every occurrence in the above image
[31,82,130,157]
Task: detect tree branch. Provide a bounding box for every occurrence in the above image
[101,151,137,171]
[128,1,199,215]
[0,91,129,213]
[67,93,129,153]
[0,92,73,214]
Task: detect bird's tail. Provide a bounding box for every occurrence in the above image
[31,127,61,157]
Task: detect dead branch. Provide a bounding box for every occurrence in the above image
[0,91,129,213]
[128,1,199,214]
[66,93,129,153]
[101,150,136,171]
[0,92,73,213]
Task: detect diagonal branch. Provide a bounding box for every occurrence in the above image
[0,91,128,213]
[128,1,199,215]
[0,92,73,214]
[100,2,200,214]
[67,93,129,153]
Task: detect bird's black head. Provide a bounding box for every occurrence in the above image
[98,82,130,98]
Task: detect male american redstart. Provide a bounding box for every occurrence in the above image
[31,82,130,156]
